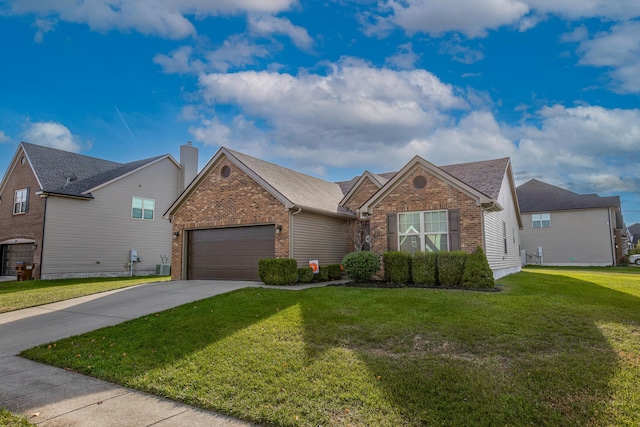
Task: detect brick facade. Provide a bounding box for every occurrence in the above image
[343,177,381,211]
[170,156,290,280]
[369,166,484,258]
[0,149,45,278]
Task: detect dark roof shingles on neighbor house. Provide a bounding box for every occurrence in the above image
[516,179,620,213]
[22,142,163,198]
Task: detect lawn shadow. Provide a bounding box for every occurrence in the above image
[297,272,640,425]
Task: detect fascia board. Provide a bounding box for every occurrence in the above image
[361,156,495,213]
[339,171,383,207]
[0,144,43,197]
[225,148,294,209]
[506,161,523,228]
[293,204,357,219]
[164,147,293,220]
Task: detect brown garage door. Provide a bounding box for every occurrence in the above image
[187,225,275,280]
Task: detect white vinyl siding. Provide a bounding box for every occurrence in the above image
[291,211,351,268]
[483,174,521,279]
[40,158,180,278]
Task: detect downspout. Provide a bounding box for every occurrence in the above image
[38,195,48,279]
[608,207,616,266]
[289,207,302,262]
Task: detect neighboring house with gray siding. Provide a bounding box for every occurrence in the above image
[165,147,522,281]
[0,141,197,279]
[517,179,624,266]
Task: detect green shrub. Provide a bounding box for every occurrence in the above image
[460,246,494,289]
[412,252,438,287]
[297,267,314,283]
[383,251,411,284]
[437,251,467,287]
[327,264,342,280]
[342,251,380,283]
[258,258,298,285]
[315,265,330,282]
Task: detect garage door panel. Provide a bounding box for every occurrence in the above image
[187,225,275,280]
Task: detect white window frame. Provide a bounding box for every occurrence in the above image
[131,197,155,221]
[398,210,448,253]
[13,188,28,215]
[503,221,507,254]
[532,213,551,229]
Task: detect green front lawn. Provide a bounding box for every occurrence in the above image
[0,408,33,426]
[21,267,640,426]
[0,276,170,313]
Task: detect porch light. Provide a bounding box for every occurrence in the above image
[275,225,282,234]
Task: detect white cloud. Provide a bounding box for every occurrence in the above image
[8,0,297,39]
[205,35,272,72]
[0,131,9,143]
[576,21,640,93]
[153,46,199,74]
[406,110,517,165]
[375,0,640,39]
[385,43,420,69]
[32,17,55,43]
[190,59,472,171]
[22,121,83,153]
[511,104,640,192]
[439,36,484,64]
[525,0,640,21]
[248,15,314,51]
[196,59,467,163]
[384,0,530,38]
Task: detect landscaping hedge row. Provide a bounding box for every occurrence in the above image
[260,247,494,289]
[383,247,494,289]
[259,259,343,285]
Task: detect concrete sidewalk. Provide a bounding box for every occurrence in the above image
[0,279,338,426]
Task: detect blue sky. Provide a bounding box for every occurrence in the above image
[1,0,639,224]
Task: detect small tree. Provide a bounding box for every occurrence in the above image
[461,246,495,289]
[342,220,377,252]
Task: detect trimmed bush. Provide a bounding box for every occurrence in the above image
[297,267,314,283]
[327,264,342,280]
[412,252,438,287]
[316,265,330,282]
[437,251,467,287]
[342,251,380,283]
[461,247,495,289]
[258,258,298,286]
[383,251,411,284]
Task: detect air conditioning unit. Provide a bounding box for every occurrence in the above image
[156,264,171,276]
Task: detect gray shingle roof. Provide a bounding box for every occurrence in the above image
[440,158,509,200]
[22,142,165,198]
[516,179,620,213]
[338,158,508,199]
[227,148,348,215]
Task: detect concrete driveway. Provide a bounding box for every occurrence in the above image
[0,279,334,426]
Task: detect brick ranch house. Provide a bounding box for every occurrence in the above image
[164,147,523,281]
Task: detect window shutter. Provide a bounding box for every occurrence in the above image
[448,209,460,251]
[25,187,30,213]
[387,213,398,251]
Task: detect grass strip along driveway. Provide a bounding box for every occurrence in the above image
[0,276,170,313]
[21,267,640,426]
